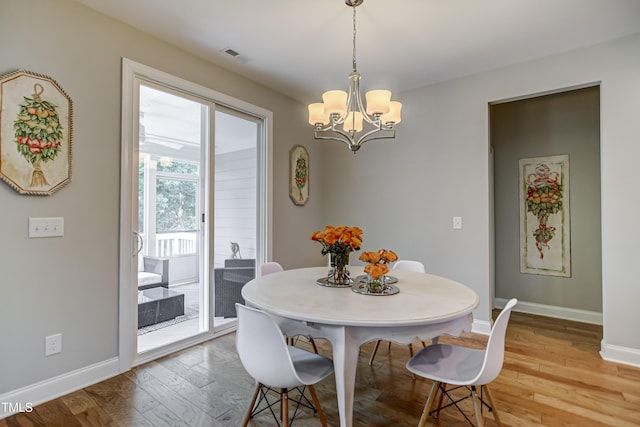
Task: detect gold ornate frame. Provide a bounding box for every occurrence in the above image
[0,70,72,195]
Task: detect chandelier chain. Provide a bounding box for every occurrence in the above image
[352,5,357,72]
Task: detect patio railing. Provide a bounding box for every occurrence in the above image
[156,231,197,257]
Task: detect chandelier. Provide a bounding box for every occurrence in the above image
[307,0,402,153]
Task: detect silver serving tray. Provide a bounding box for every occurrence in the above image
[354,275,398,284]
[316,277,353,288]
[351,282,399,296]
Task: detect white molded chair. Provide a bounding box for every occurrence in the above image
[259,262,319,354]
[260,261,285,277]
[392,260,426,272]
[235,303,334,427]
[369,260,427,366]
[406,298,518,427]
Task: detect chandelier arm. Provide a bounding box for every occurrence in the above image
[332,112,347,125]
[314,126,396,150]
[355,129,397,147]
[346,71,381,128]
[341,71,358,125]
[318,126,357,144]
[316,115,392,139]
[352,75,374,126]
[361,113,381,127]
[313,131,356,149]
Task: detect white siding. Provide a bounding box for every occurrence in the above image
[214,148,257,267]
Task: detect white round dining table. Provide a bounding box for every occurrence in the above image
[241,266,479,427]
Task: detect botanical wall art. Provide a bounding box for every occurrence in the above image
[289,144,309,205]
[0,70,72,195]
[519,154,571,277]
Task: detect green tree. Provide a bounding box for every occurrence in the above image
[155,161,198,232]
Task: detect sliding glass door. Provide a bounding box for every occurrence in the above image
[212,107,260,332]
[120,59,272,367]
[136,82,210,353]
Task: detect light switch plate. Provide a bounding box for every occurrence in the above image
[29,217,64,238]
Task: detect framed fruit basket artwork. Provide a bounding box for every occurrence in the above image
[519,154,571,277]
[289,144,309,206]
[0,70,72,195]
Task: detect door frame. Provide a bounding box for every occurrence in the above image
[119,58,273,371]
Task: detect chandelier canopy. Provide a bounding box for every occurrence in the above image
[308,0,402,153]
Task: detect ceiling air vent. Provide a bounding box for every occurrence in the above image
[219,47,250,64]
[222,47,240,57]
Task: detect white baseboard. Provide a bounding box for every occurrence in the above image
[600,341,640,368]
[472,319,492,335]
[0,357,119,419]
[493,297,603,325]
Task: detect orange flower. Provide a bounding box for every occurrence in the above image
[349,235,363,249]
[379,249,398,263]
[310,231,324,241]
[360,248,397,278]
[343,228,363,250]
[359,251,381,264]
[323,232,338,245]
[364,262,389,279]
[311,225,364,255]
[363,263,373,275]
[333,225,346,236]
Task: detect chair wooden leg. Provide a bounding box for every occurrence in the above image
[308,384,328,427]
[243,383,261,427]
[282,389,289,427]
[369,340,382,365]
[470,386,485,427]
[418,381,440,427]
[309,337,319,354]
[483,384,503,427]
[434,383,447,418]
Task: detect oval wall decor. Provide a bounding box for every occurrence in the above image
[0,70,72,195]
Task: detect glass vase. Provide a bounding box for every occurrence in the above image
[328,251,351,286]
[366,274,385,294]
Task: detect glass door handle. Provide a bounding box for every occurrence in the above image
[133,231,143,256]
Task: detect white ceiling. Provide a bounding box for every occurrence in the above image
[75,0,640,105]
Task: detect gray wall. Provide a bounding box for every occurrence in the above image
[492,87,601,312]
[0,0,323,395]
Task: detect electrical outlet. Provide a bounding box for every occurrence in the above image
[452,216,463,230]
[45,333,62,356]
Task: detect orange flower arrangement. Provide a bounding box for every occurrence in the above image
[310,225,363,256]
[359,249,398,279]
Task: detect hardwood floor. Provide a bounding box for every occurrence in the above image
[2,311,639,426]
